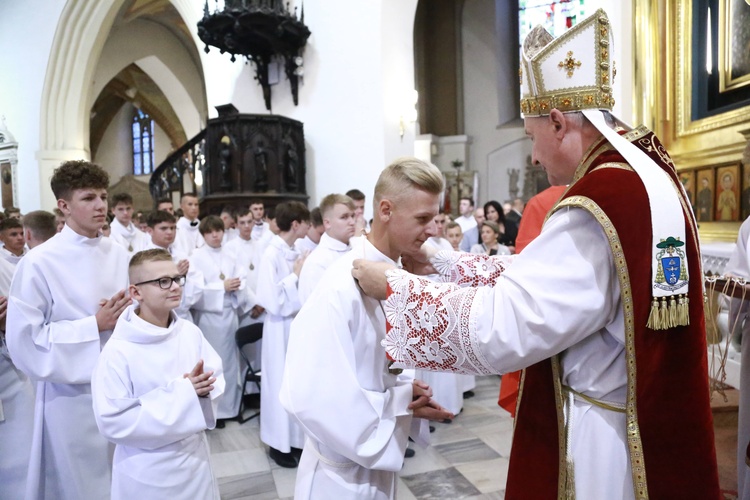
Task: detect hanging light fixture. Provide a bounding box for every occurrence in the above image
[198,0,311,111]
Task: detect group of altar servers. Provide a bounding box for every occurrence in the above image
[0,159,470,499]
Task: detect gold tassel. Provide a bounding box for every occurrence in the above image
[668,296,678,328]
[660,297,669,329]
[683,295,690,326]
[647,297,660,330]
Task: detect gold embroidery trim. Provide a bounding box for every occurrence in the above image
[551,195,649,500]
[589,162,633,173]
[551,355,568,499]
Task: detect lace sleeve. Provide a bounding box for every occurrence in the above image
[381,269,496,375]
[432,250,511,287]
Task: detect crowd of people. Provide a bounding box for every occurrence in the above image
[0,9,725,500]
[0,157,523,499]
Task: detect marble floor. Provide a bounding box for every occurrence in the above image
[207,375,511,499]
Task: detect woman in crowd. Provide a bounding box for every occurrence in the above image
[470,220,510,256]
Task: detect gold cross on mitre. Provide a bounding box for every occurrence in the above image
[558,51,582,77]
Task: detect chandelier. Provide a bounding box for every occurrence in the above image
[198,0,311,111]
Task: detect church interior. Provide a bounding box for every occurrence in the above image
[1,0,749,498]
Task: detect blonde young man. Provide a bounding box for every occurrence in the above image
[281,158,453,499]
[7,160,131,499]
[352,10,719,499]
[92,249,224,499]
[297,194,357,303]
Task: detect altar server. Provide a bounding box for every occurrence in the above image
[92,249,224,500]
[7,160,131,499]
[256,201,309,468]
[109,193,149,257]
[281,158,453,499]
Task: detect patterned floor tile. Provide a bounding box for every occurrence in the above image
[401,467,482,499]
[433,438,501,466]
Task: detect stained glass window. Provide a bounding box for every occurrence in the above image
[519,0,592,45]
[132,109,154,176]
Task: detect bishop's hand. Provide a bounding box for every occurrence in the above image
[352,259,394,300]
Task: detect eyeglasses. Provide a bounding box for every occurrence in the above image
[133,275,186,289]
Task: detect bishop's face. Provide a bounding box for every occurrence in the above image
[524,114,578,186]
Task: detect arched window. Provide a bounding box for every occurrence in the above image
[519,1,593,44]
[132,109,154,175]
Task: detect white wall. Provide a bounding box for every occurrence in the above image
[0,0,66,211]
[200,0,418,220]
[94,104,132,180]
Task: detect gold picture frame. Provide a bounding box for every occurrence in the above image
[719,0,750,93]
[674,0,750,138]
[634,1,749,241]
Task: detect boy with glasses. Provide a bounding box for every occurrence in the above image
[92,248,224,499]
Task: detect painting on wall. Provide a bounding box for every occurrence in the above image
[679,169,696,215]
[714,163,741,221]
[720,0,750,92]
[696,168,715,222]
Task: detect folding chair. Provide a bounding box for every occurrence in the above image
[235,322,263,423]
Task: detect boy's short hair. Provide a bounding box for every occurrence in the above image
[147,210,176,227]
[156,198,172,208]
[235,206,253,218]
[181,192,198,203]
[345,189,365,201]
[319,194,355,218]
[460,196,474,206]
[248,198,264,207]
[23,210,57,241]
[445,221,462,232]
[198,215,225,235]
[4,207,20,217]
[129,248,173,283]
[374,157,444,205]
[1,217,23,231]
[275,201,310,232]
[53,208,64,217]
[50,160,110,201]
[309,207,323,228]
[110,193,133,208]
